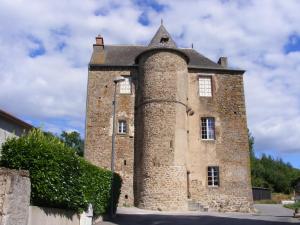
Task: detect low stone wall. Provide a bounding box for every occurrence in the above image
[0,167,31,225]
[27,206,80,225]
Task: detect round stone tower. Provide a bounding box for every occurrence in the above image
[134,25,189,211]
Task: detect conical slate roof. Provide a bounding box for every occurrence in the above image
[148,24,177,48]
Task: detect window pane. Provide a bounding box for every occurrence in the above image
[201,118,207,139]
[207,118,215,139]
[199,77,212,97]
[124,122,127,133]
[201,117,215,140]
[120,77,131,94]
[208,166,219,186]
[118,121,127,134]
[118,122,122,133]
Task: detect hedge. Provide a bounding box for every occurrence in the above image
[79,158,121,215]
[0,129,121,215]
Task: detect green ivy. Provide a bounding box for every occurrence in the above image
[0,129,121,215]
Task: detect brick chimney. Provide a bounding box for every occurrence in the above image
[94,35,104,49]
[218,57,228,68]
[92,35,105,64]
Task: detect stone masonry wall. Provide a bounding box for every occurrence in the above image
[85,67,136,206]
[134,50,188,211]
[86,51,253,212]
[187,71,253,212]
[0,167,31,225]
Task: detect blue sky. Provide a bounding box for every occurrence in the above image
[0,0,299,168]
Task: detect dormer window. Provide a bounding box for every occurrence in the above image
[160,37,169,44]
[148,25,177,48]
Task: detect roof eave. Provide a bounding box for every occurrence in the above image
[89,63,245,74]
[188,66,245,74]
[0,109,34,130]
[89,64,138,70]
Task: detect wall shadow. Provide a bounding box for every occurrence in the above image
[40,206,77,220]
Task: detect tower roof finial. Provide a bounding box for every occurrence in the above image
[161,18,163,25]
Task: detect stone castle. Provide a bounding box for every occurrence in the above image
[85,24,253,212]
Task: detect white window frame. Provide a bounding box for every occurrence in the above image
[201,117,215,140]
[208,166,219,187]
[120,77,132,94]
[198,76,212,97]
[118,120,127,134]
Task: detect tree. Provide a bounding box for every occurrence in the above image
[60,131,84,156]
[248,129,300,193]
[248,129,255,160]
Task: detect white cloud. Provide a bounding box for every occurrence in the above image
[157,0,300,157]
[0,0,299,165]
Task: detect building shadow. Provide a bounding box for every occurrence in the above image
[100,213,297,225]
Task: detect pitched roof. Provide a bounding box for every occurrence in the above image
[90,45,223,69]
[89,25,244,73]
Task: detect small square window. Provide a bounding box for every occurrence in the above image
[201,117,215,140]
[120,77,131,94]
[199,77,212,97]
[118,120,127,134]
[208,166,219,187]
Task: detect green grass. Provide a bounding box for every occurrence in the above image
[284,201,300,210]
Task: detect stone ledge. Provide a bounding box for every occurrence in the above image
[0,167,30,177]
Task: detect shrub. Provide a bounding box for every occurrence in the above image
[79,158,122,215]
[271,193,293,203]
[0,129,86,210]
[284,201,300,210]
[0,129,121,215]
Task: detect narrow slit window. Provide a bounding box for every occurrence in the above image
[199,77,212,97]
[208,166,219,187]
[120,77,131,94]
[201,117,215,140]
[118,120,127,134]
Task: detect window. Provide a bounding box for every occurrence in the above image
[208,166,219,187]
[120,77,131,94]
[118,120,127,134]
[201,117,215,140]
[199,77,212,97]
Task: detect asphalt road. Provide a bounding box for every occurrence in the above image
[98,204,299,225]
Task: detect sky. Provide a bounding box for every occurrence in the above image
[0,0,299,168]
